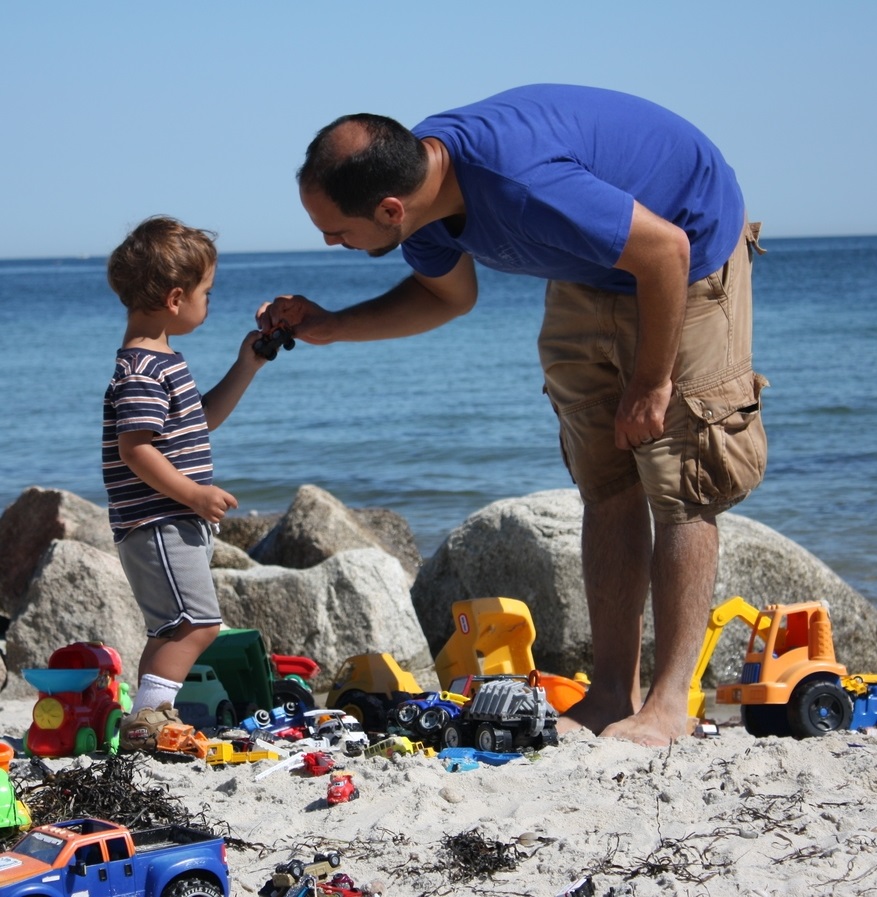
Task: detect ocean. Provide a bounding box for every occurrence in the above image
[0,236,874,604]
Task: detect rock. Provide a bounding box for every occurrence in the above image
[213,548,432,692]
[411,489,877,687]
[5,539,144,684]
[0,487,114,619]
[250,484,422,582]
[216,513,281,553]
[211,538,258,571]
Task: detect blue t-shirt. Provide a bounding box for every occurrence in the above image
[403,84,745,293]
[102,348,213,542]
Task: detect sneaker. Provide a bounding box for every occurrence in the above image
[119,702,182,752]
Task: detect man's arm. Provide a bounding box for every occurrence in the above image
[257,253,478,344]
[613,200,691,450]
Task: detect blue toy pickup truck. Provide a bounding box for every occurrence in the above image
[0,817,229,897]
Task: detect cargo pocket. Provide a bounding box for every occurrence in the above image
[678,370,769,506]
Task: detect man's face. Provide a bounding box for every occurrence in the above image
[301,188,403,257]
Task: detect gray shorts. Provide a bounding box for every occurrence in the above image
[117,518,221,637]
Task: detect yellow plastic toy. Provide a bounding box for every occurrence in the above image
[433,597,588,713]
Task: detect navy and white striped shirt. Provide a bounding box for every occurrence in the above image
[102,348,213,542]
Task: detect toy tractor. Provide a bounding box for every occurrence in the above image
[715,600,877,738]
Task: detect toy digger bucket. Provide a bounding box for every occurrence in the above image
[536,673,588,714]
[434,597,537,690]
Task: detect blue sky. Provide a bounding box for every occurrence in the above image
[2,1,875,259]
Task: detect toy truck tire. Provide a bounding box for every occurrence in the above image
[441,720,467,748]
[162,875,225,897]
[272,678,316,714]
[74,726,97,755]
[741,703,791,738]
[788,678,853,738]
[216,699,236,727]
[333,689,387,732]
[475,723,513,753]
[419,708,449,732]
[103,707,123,752]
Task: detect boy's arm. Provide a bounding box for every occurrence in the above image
[118,431,238,524]
[201,330,268,430]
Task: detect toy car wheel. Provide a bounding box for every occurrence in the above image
[254,708,272,728]
[441,721,466,748]
[273,678,316,712]
[281,860,305,879]
[395,702,420,726]
[163,875,224,897]
[215,699,236,728]
[475,723,513,753]
[333,689,387,733]
[103,707,123,754]
[74,726,98,755]
[741,704,791,738]
[788,678,853,738]
[418,708,448,732]
[326,850,342,868]
[540,726,559,748]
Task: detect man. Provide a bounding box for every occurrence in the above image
[259,84,768,746]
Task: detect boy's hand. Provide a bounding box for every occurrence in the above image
[191,485,238,524]
[240,330,272,366]
[256,294,337,345]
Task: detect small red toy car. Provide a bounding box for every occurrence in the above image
[326,772,359,805]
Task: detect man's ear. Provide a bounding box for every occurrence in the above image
[376,197,405,225]
[165,286,185,314]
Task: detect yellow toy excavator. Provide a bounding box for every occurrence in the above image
[688,596,771,721]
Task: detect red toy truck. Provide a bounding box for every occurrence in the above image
[22,641,130,758]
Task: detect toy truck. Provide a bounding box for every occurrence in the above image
[21,641,131,758]
[0,816,229,897]
[715,600,877,738]
[178,629,318,724]
[327,653,423,732]
[440,673,559,752]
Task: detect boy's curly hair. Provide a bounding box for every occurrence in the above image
[107,216,217,313]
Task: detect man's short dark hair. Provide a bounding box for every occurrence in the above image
[297,113,428,218]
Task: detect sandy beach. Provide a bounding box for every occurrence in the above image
[4,689,877,897]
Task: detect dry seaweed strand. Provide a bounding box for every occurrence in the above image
[1,755,211,851]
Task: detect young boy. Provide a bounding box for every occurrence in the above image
[103,215,268,751]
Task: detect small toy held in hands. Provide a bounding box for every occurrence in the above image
[254,326,296,361]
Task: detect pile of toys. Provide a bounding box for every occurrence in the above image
[6,593,877,897]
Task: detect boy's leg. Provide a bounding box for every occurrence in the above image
[117,519,222,750]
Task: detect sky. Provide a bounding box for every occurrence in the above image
[1,1,875,259]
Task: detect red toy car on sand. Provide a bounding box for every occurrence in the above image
[326,773,359,806]
[22,641,130,757]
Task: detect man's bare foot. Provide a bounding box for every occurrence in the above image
[557,688,635,736]
[599,703,690,747]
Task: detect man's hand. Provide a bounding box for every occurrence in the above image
[256,294,337,345]
[615,378,673,450]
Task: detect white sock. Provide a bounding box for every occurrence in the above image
[130,673,182,714]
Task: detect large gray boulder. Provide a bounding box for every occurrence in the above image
[250,484,422,581]
[0,487,114,619]
[5,539,144,690]
[213,548,432,692]
[3,533,431,698]
[411,489,877,687]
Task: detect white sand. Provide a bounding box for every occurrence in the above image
[4,695,877,897]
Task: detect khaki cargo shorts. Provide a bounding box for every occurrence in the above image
[538,221,769,524]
